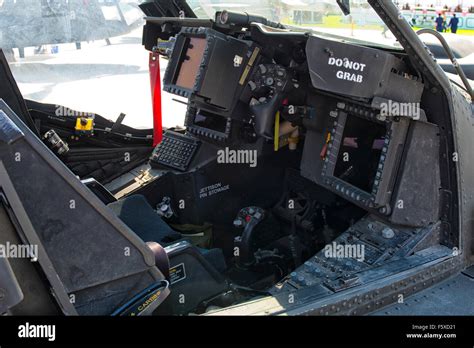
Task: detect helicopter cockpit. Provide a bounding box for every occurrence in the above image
[0,0,466,317]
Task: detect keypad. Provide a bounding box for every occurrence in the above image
[150,131,200,172]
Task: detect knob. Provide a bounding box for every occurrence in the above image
[297,275,306,286]
[382,227,395,239]
[304,261,313,272]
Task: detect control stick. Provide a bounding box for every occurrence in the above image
[249,64,292,138]
[233,206,265,266]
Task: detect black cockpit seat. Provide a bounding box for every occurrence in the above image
[108,195,182,244]
[108,195,227,273]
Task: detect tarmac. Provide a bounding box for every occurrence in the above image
[8,27,187,130]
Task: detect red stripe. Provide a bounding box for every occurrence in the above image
[149,52,163,146]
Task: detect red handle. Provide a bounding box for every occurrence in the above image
[149,52,163,146]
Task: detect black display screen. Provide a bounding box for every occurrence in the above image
[193,109,228,134]
[333,116,387,193]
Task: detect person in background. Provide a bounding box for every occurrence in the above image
[448,13,459,34]
[435,13,444,32]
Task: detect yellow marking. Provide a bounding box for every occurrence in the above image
[239,47,260,85]
[239,65,252,85]
[326,132,331,143]
[75,118,93,131]
[274,111,280,152]
[137,290,161,312]
[248,47,260,66]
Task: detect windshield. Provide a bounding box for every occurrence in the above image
[189,0,401,49]
[2,0,472,130]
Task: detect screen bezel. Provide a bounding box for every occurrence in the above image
[163,31,209,98]
[185,106,232,142]
[321,112,393,209]
[332,114,387,194]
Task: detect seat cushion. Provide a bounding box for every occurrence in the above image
[109,195,227,272]
[108,195,182,244]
